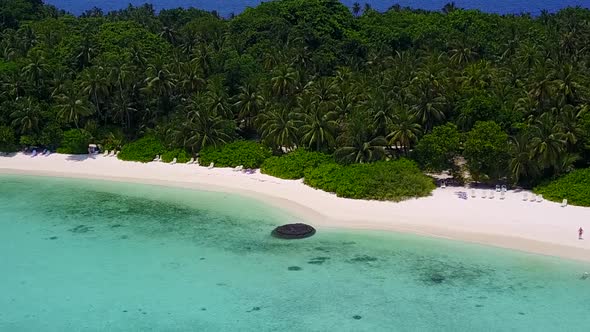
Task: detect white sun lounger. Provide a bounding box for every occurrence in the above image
[471,189,476,198]
[103,150,109,156]
[536,195,543,203]
[208,162,214,169]
[522,193,528,201]
[115,151,120,157]
[489,190,495,199]
[501,185,507,192]
[187,158,195,164]
[153,155,160,162]
[234,165,243,172]
[561,199,568,207]
[481,190,487,199]
[495,185,501,192]
[108,151,115,157]
[500,191,505,200]
[170,158,177,165]
[529,194,536,202]
[31,150,37,157]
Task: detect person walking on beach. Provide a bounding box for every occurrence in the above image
[579,227,584,240]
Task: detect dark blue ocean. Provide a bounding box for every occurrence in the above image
[45,0,589,16]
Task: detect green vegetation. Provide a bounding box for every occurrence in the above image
[161,148,191,163]
[534,168,590,207]
[304,159,435,201]
[56,129,91,154]
[118,136,165,163]
[1,1,590,200]
[199,141,271,168]
[261,149,333,179]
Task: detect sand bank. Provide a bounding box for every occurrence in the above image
[2,153,590,262]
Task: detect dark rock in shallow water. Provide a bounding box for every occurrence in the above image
[272,223,316,239]
[288,266,303,271]
[430,274,445,284]
[353,315,362,320]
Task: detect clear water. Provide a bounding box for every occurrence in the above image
[45,0,589,16]
[1,174,590,331]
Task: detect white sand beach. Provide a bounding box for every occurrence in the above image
[1,152,590,262]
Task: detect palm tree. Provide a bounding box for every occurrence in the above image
[10,97,41,134]
[442,2,458,14]
[529,113,567,170]
[159,26,178,45]
[336,111,386,164]
[508,133,541,184]
[22,52,48,93]
[352,2,361,17]
[257,105,300,152]
[387,107,422,154]
[79,66,110,123]
[271,65,298,97]
[234,84,265,130]
[299,101,338,152]
[55,90,94,128]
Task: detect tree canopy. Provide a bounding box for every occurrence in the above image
[1,1,590,187]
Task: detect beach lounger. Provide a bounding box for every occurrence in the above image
[561,199,568,207]
[103,150,109,156]
[234,165,243,172]
[208,162,214,169]
[170,158,177,165]
[481,190,487,199]
[153,155,160,162]
[501,185,507,193]
[500,191,505,200]
[187,158,195,164]
[31,150,37,157]
[441,181,446,189]
[495,185,501,192]
[522,193,528,201]
[489,190,495,199]
[108,151,115,157]
[115,151,120,157]
[536,195,543,203]
[470,190,476,198]
[529,194,536,202]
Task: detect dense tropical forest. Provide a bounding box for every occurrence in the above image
[1,0,590,196]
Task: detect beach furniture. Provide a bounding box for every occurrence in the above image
[194,158,199,166]
[208,162,214,169]
[170,158,177,165]
[103,150,109,157]
[153,155,160,162]
[108,150,115,157]
[500,191,505,200]
[501,185,507,193]
[522,193,528,201]
[115,151,120,157]
[561,199,568,207]
[441,181,446,189]
[234,165,243,172]
[495,185,501,192]
[481,190,487,199]
[470,190,476,198]
[529,194,536,202]
[536,195,543,203]
[489,190,495,199]
[31,149,37,157]
[187,158,195,164]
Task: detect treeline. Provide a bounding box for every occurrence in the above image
[0,0,589,187]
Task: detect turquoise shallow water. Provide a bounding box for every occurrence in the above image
[1,174,589,331]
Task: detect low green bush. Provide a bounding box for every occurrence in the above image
[200,141,271,168]
[261,149,333,179]
[304,159,435,201]
[534,168,590,207]
[118,136,165,162]
[56,129,92,154]
[161,149,191,163]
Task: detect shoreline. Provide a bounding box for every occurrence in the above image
[2,153,590,263]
